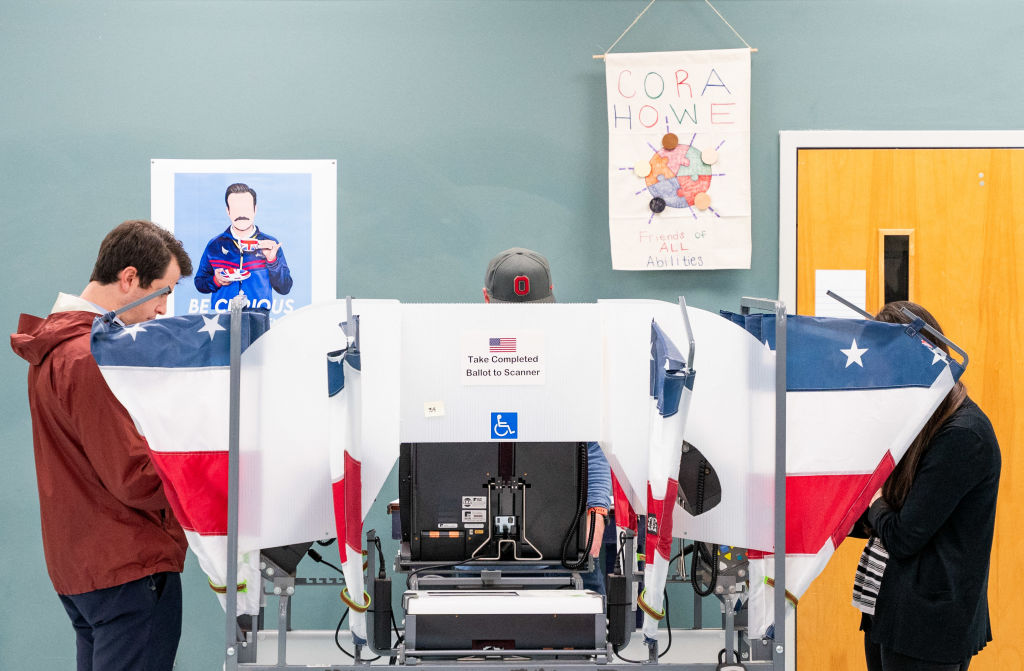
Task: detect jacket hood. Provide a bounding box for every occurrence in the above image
[11,311,96,366]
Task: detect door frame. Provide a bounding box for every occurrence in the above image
[777,130,1024,311]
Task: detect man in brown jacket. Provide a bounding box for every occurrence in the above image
[11,220,193,671]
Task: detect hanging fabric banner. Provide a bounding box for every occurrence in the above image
[718,311,965,638]
[639,321,695,641]
[605,49,751,270]
[326,319,369,645]
[91,313,270,616]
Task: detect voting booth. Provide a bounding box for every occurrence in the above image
[90,292,965,670]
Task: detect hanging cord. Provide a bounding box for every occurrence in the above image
[688,456,720,596]
[690,541,719,597]
[561,442,592,570]
[388,610,404,665]
[598,0,658,59]
[307,544,384,661]
[594,0,756,59]
[703,0,756,51]
[615,530,628,574]
[373,537,387,580]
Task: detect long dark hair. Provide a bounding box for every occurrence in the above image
[875,301,967,510]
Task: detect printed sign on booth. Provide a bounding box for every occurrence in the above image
[461,331,546,385]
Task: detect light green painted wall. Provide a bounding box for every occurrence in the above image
[3,1,1022,668]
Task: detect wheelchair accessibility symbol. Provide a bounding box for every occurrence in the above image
[490,412,518,439]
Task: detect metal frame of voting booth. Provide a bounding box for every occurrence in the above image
[216,295,792,671]
[739,296,788,671]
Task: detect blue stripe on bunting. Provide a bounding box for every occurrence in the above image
[719,311,965,391]
[91,312,270,368]
[326,350,346,397]
[326,319,362,397]
[650,320,696,418]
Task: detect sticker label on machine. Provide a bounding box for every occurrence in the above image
[462,496,486,509]
[462,509,486,523]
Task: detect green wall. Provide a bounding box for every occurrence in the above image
[3,1,1022,668]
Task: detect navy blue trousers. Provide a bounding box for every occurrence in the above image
[59,572,182,671]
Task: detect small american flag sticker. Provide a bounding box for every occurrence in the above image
[489,337,516,353]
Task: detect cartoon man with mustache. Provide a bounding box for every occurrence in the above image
[193,183,293,310]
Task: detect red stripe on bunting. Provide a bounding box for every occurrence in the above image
[149,451,228,535]
[747,451,898,558]
[645,478,679,561]
[344,453,363,552]
[331,478,349,563]
[612,472,637,531]
[830,451,895,549]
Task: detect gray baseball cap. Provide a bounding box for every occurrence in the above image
[484,248,555,303]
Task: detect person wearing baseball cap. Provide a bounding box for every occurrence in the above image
[482,248,612,597]
[483,247,556,303]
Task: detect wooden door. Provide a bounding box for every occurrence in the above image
[795,148,1024,669]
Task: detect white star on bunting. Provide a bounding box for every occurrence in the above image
[197,314,226,341]
[840,339,868,368]
[121,323,147,341]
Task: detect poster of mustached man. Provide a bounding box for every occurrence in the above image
[151,159,337,321]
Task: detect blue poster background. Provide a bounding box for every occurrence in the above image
[172,172,313,318]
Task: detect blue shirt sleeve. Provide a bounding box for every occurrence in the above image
[265,244,293,295]
[586,441,612,509]
[194,241,220,294]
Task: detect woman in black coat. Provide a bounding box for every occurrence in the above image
[852,301,1000,671]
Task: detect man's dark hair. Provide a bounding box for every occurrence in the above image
[89,220,193,288]
[225,183,257,208]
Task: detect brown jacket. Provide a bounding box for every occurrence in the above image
[11,303,186,595]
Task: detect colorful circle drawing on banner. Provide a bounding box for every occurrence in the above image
[628,132,723,222]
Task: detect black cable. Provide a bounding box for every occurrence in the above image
[306,547,345,576]
[696,458,707,512]
[316,538,337,547]
[373,537,387,579]
[689,453,720,596]
[659,587,672,658]
[334,609,352,658]
[391,610,404,644]
[615,531,628,573]
[609,530,637,664]
[405,559,473,580]
[690,541,719,597]
[613,645,645,664]
[388,610,405,665]
[561,444,593,569]
[310,547,382,662]
[569,510,598,571]
[332,609,382,661]
[612,588,673,663]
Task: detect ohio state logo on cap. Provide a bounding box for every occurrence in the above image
[513,275,531,296]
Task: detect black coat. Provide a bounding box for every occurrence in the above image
[863,397,1000,663]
